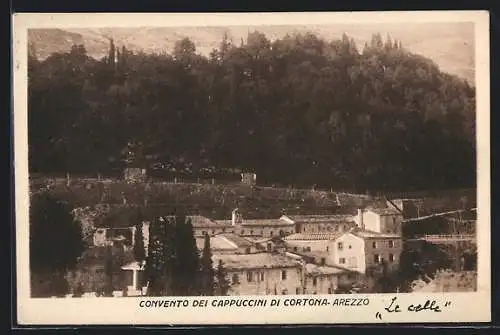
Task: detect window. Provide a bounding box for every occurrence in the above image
[313,277,317,286]
[389,253,395,262]
[247,271,253,282]
[320,258,326,266]
[212,230,215,235]
[261,230,264,236]
[388,240,394,248]
[372,241,377,249]
[339,257,346,264]
[270,231,274,237]
[245,247,251,254]
[293,246,298,252]
[281,270,287,280]
[328,288,332,294]
[296,288,300,294]
[327,226,332,232]
[241,230,245,235]
[222,228,226,233]
[232,274,239,284]
[348,245,352,249]
[326,246,329,252]
[260,272,265,281]
[337,242,344,250]
[374,254,381,263]
[250,230,254,235]
[267,243,273,252]
[202,231,207,236]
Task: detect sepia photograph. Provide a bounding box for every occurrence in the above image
[13,11,490,325]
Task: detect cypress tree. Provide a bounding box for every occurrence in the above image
[161,216,176,296]
[144,214,202,296]
[215,260,230,296]
[173,216,200,295]
[108,38,116,67]
[133,208,145,263]
[200,234,215,296]
[145,216,167,296]
[103,245,114,296]
[29,193,84,297]
[133,222,145,263]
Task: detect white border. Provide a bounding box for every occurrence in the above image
[13,11,491,325]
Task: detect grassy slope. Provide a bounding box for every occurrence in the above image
[31,177,475,225]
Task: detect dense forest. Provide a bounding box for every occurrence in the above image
[28,31,476,193]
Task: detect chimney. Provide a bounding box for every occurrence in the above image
[357,208,364,230]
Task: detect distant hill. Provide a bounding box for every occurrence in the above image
[28,22,475,84]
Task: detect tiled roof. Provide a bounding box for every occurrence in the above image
[288,249,329,260]
[159,215,232,227]
[246,236,286,244]
[241,219,294,226]
[187,215,217,225]
[219,233,255,248]
[212,252,302,270]
[213,219,233,225]
[213,218,294,227]
[365,207,402,216]
[196,236,238,251]
[244,236,271,243]
[305,263,353,276]
[350,229,401,239]
[284,214,355,223]
[196,233,255,250]
[284,232,344,241]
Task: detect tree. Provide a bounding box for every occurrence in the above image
[173,216,200,295]
[133,223,146,263]
[215,260,230,296]
[133,209,146,263]
[372,260,398,293]
[30,193,85,297]
[145,216,168,296]
[200,234,215,296]
[145,215,201,296]
[397,249,422,292]
[103,245,114,296]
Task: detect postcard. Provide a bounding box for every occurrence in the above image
[12,11,490,325]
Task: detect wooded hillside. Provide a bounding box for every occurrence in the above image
[28,31,476,193]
